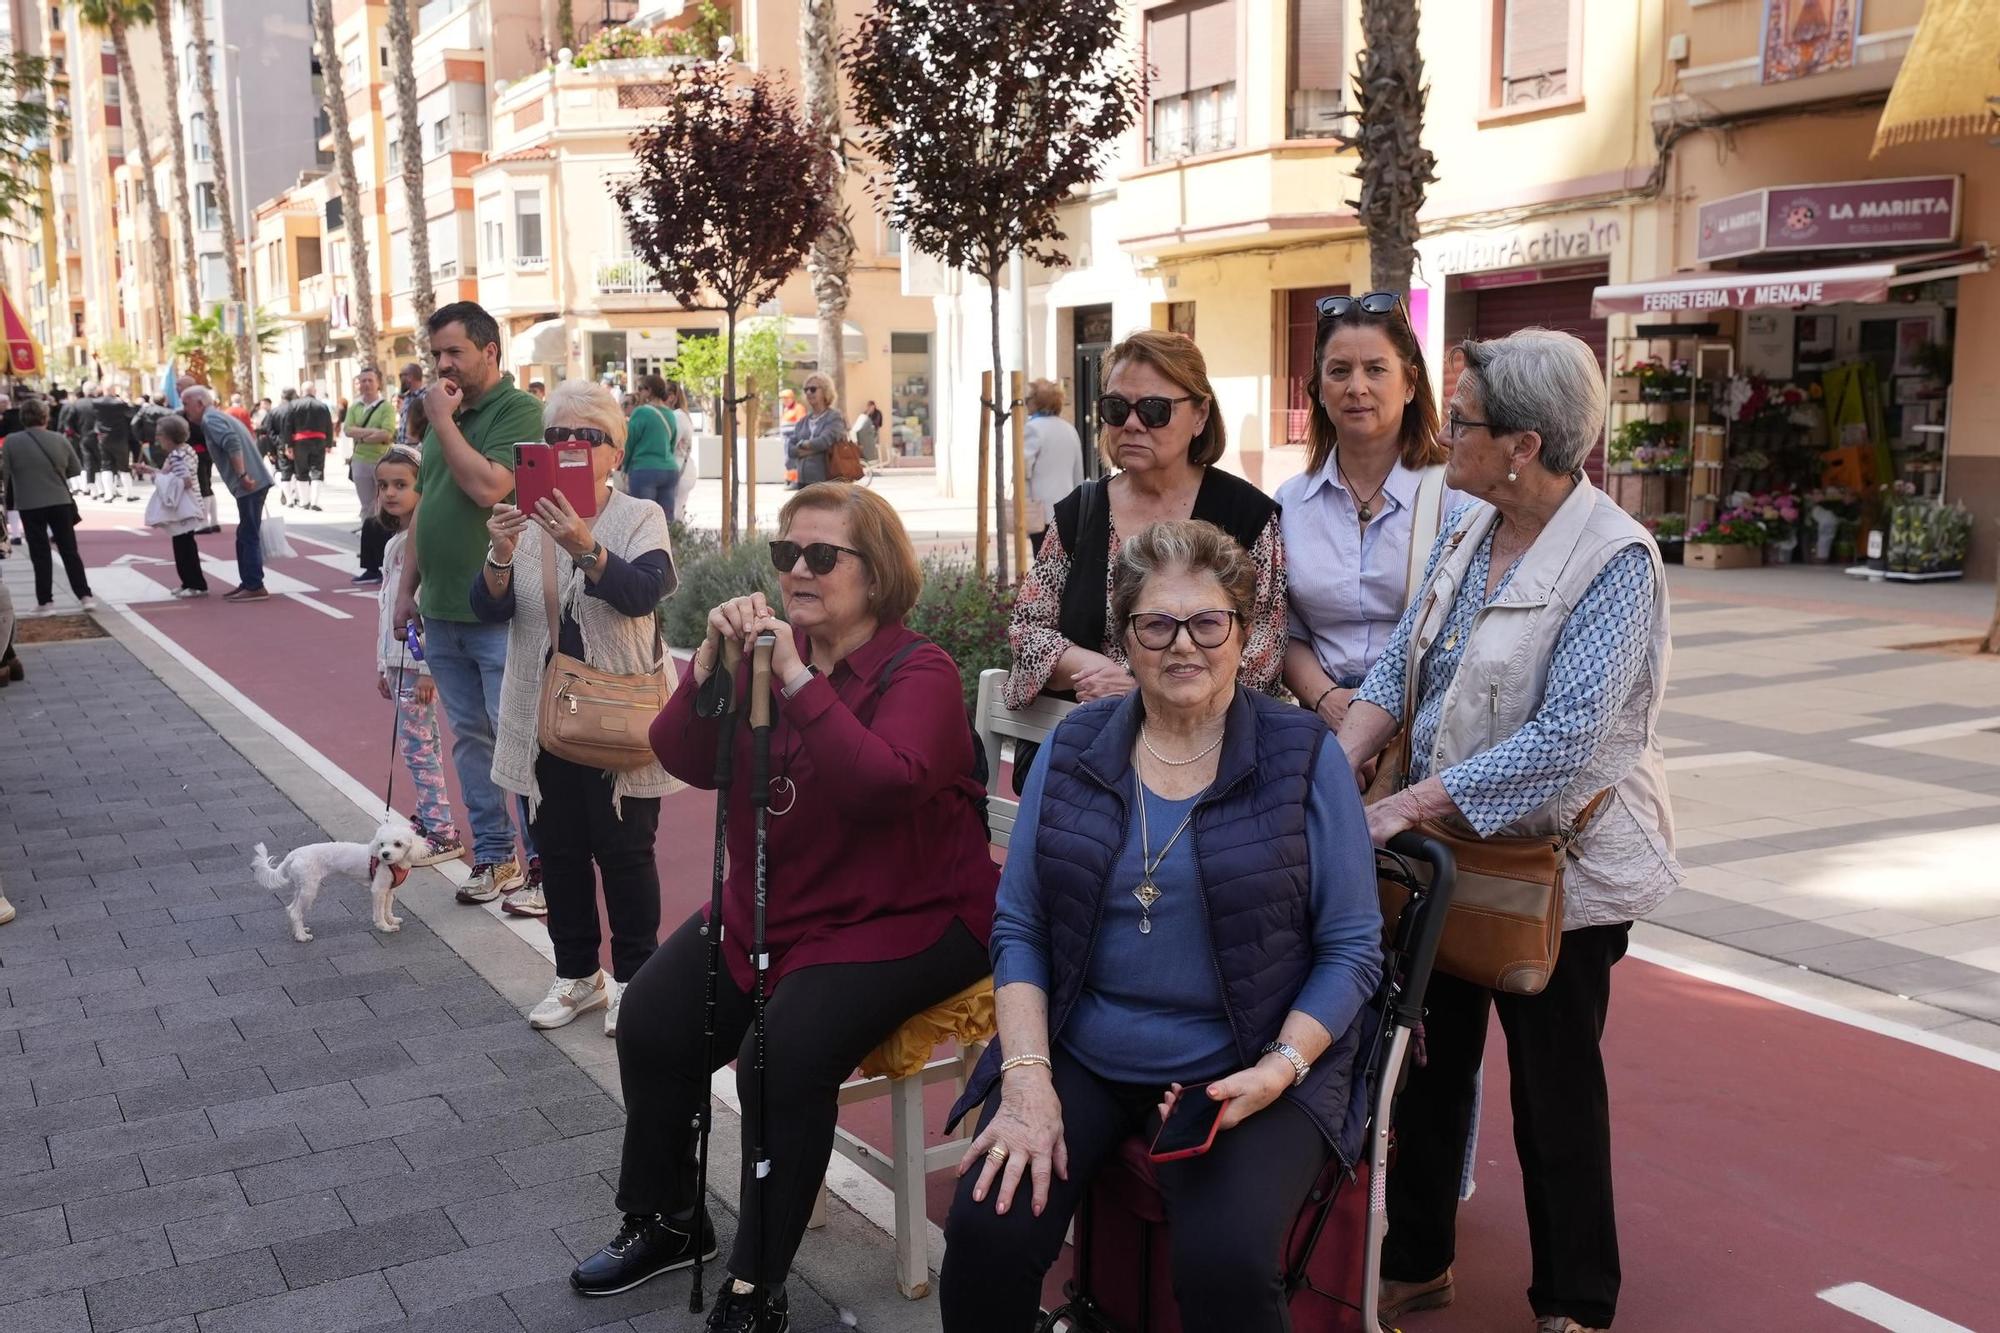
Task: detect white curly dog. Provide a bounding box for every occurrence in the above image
[251,820,420,943]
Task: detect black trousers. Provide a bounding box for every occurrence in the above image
[940,1049,1329,1333]
[527,752,662,984]
[80,438,102,484]
[171,532,208,592]
[1382,922,1631,1329]
[196,451,213,499]
[19,504,90,605]
[101,437,131,473]
[358,515,389,576]
[614,913,989,1286]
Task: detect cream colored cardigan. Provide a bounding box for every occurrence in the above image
[489,490,678,816]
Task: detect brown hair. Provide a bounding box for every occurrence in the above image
[1305,299,1444,475]
[779,481,923,624]
[1109,519,1257,640]
[1099,329,1226,468]
[637,373,669,402]
[1027,378,1065,415]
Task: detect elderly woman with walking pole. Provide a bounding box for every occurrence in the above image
[1341,328,1683,1333]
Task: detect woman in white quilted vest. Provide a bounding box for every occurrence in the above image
[1340,328,1682,1333]
[472,379,676,1040]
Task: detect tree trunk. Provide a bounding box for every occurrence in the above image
[721,308,739,548]
[799,0,853,411]
[187,0,252,392]
[1987,549,2000,654]
[988,265,1009,584]
[312,0,380,372]
[109,18,173,362]
[155,10,200,326]
[388,0,435,355]
[1352,0,1435,295]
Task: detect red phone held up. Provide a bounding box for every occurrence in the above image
[513,442,599,518]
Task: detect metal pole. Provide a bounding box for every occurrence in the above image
[227,43,259,401]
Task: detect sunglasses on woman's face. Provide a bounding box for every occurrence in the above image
[544,426,612,446]
[769,540,866,576]
[1127,609,1241,652]
[1314,291,1402,321]
[1097,394,1194,429]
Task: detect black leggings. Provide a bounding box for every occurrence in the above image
[527,752,660,984]
[18,504,91,605]
[613,914,990,1286]
[171,532,208,592]
[940,1048,1330,1333]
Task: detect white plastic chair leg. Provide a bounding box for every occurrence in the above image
[890,1072,930,1298]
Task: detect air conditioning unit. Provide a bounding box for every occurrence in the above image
[1289,88,1345,140]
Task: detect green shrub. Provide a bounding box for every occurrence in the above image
[909,556,1015,716]
[662,534,779,649]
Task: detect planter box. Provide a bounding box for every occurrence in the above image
[1611,377,1642,404]
[1686,542,1762,570]
[1608,471,1689,518]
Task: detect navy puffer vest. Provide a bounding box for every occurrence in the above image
[949,687,1373,1165]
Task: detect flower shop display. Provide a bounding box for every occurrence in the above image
[1723,374,1821,426]
[1685,506,1768,570]
[1615,357,1691,402]
[1883,492,1973,581]
[1608,420,1690,473]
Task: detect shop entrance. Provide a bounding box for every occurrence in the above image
[1073,304,1113,479]
[1467,269,1609,479]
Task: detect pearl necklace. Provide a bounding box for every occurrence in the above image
[1140,723,1224,767]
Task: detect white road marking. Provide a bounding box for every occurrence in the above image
[1854,717,2000,749]
[1818,1282,1975,1332]
[285,593,353,621]
[89,568,176,605]
[1663,749,1783,771]
[107,553,173,566]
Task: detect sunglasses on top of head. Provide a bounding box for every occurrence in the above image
[1314,291,1403,322]
[769,540,866,575]
[1097,394,1196,429]
[544,426,612,446]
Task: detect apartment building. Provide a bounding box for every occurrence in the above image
[0,0,80,378]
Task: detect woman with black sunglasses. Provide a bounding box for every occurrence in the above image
[572,482,995,1329]
[471,379,677,1038]
[1004,329,1288,721]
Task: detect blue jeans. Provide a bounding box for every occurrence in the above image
[423,618,536,866]
[625,468,679,523]
[234,489,268,591]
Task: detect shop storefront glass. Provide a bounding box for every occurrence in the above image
[889,331,934,460]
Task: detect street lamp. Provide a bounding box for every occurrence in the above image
[225,41,260,400]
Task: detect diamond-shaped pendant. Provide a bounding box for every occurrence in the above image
[1133,881,1161,911]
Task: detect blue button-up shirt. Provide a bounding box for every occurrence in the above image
[1275,458,1463,686]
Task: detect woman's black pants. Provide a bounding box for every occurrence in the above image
[940,1049,1331,1333]
[1381,921,1631,1329]
[527,753,661,984]
[613,913,989,1286]
[171,532,208,592]
[19,505,91,605]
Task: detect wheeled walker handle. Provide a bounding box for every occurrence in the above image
[1385,831,1457,1027]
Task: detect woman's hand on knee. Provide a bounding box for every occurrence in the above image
[960,1077,1067,1218]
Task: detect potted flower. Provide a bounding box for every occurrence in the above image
[1744,488,1804,563]
[1884,493,1974,579]
[1685,507,1768,570]
[1646,513,1687,563]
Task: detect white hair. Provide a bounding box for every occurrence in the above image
[544,378,628,450]
[1458,328,1606,476]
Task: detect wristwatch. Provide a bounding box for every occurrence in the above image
[573,544,603,571]
[1261,1040,1311,1087]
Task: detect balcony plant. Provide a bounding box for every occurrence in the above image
[572,26,667,66]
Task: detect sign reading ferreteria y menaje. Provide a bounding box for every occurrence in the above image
[1696,176,1961,263]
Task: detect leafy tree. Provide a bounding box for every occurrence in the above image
[1337,0,1438,293]
[311,0,380,372]
[668,1,735,59]
[171,303,279,393]
[616,59,835,546]
[74,0,174,357]
[845,0,1143,581]
[0,54,59,237]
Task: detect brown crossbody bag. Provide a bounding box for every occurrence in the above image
[534,532,670,772]
[1372,569,1608,996]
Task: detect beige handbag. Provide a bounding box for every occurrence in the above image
[534,533,670,772]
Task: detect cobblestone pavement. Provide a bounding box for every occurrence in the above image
[0,635,852,1332]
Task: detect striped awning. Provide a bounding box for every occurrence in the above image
[1873,0,2000,153]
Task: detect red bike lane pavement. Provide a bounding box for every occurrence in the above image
[68,516,2000,1331]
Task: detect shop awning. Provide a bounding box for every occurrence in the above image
[1872,0,2000,154]
[511,318,568,368]
[1589,246,1991,317]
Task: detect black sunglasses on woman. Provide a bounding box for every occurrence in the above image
[769,540,866,575]
[1314,291,1402,321]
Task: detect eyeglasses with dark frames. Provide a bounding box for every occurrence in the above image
[1097,394,1195,430]
[1314,291,1403,322]
[769,540,867,576]
[544,426,612,446]
[1127,609,1242,652]
[1443,411,1498,440]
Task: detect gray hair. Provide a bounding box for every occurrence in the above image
[1457,328,1604,476]
[1109,519,1257,633]
[181,384,212,411]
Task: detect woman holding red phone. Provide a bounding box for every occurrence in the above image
[940,520,1383,1333]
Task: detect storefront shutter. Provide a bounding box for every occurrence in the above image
[1470,274,1608,480]
[1502,0,1570,102]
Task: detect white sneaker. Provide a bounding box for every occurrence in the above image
[528,972,608,1029]
[80,596,99,611]
[604,979,625,1037]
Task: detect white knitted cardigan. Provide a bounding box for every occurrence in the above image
[489,489,678,816]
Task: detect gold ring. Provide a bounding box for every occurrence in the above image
[986,1145,1009,1164]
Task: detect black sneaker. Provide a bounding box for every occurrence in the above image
[570,1210,718,1297]
[352,570,383,586]
[706,1279,789,1332]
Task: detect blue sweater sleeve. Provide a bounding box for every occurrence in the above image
[468,567,514,624]
[583,548,670,618]
[989,745,1053,993]
[1288,742,1385,1038]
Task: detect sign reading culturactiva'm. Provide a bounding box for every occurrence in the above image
[1696,177,1961,262]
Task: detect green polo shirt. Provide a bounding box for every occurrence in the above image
[624,403,676,472]
[414,372,546,622]
[345,396,397,465]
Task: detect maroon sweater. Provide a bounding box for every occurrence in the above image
[650,621,998,994]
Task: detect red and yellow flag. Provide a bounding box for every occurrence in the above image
[0,282,42,377]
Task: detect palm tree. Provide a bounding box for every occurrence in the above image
[310,0,380,371]
[185,0,252,391]
[153,2,200,322]
[387,0,434,356]
[1339,0,1437,293]
[799,0,854,409]
[75,0,174,360]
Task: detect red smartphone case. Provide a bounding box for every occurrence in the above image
[513,442,599,518]
[1147,1095,1224,1163]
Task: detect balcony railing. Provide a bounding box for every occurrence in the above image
[1146,117,1237,164]
[594,253,663,295]
[516,254,550,271]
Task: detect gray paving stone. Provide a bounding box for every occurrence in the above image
[1785,938,1934,976]
[177,1032,328,1080]
[153,986,298,1030]
[83,974,229,1018]
[446,997,525,1029]
[233,995,375,1038]
[356,1291,525,1332]
[31,1054,182,1105]
[400,1020,553,1066]
[1856,958,2000,998]
[15,1092,124,1140]
[447,1173,618,1248]
[49,1108,214,1168]
[0,1227,177,1312]
[0,1135,52,1177]
[133,950,266,987]
[0,1204,75,1262]
[285,968,422,1006]
[394,1106,560,1173]
[0,1153,147,1217]
[65,1171,244,1242]
[1717,919,1861,957]
[495,1128,624,1190]
[274,1205,465,1288]
[165,1189,352,1266]
[261,1040,416,1094]
[141,1124,313,1186]
[297,1094,461,1153]
[95,1019,244,1067]
[0,996,88,1033]
[338,1156,519,1226]
[197,1271,407,1333]
[1924,980,2000,1023]
[115,1066,275,1122]
[364,977,496,1020]
[237,1138,411,1206]
[442,1067,598,1121]
[354,1052,505,1108]
[540,1097,625,1139]
[506,1269,707,1333]
[206,1080,369,1139]
[82,1247,286,1332]
[383,1228,577,1315]
[490,1044,574,1077]
[0,1289,91,1331]
[19,1007,169,1054]
[208,959,332,996]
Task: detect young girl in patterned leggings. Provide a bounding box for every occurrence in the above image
[373,446,463,866]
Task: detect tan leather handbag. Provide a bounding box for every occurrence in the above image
[534,533,670,772]
[1370,569,1607,996]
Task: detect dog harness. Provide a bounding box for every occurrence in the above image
[369,857,410,889]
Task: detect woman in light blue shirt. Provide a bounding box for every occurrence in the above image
[1276,293,1458,734]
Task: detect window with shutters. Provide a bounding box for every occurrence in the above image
[1146,0,1238,163]
[1490,0,1579,114]
[1288,0,1344,139]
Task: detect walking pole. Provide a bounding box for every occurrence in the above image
[745,631,778,1279]
[689,633,744,1314]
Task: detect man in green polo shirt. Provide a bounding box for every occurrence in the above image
[392,301,547,906]
[344,366,398,585]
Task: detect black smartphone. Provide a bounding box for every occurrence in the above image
[1148,1089,1225,1162]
